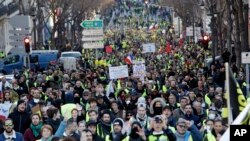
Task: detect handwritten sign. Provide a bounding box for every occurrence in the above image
[109,65,129,79]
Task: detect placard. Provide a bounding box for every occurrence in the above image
[142,43,156,53]
[109,65,129,79]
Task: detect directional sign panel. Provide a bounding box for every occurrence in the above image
[9,36,26,41]
[82,36,104,41]
[83,42,104,49]
[82,29,104,36]
[9,29,31,35]
[9,15,32,28]
[80,20,103,28]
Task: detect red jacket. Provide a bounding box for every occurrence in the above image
[24,128,41,141]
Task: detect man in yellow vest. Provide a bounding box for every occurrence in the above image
[105,118,128,141]
[175,118,203,141]
[145,115,176,141]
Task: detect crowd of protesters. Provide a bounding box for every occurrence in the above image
[0,1,245,141]
[0,36,240,141]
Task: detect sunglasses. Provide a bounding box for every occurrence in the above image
[5,124,13,127]
[127,114,132,117]
[178,125,186,128]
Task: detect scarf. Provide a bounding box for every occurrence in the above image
[100,120,111,134]
[136,114,148,129]
[30,122,43,137]
[41,136,53,141]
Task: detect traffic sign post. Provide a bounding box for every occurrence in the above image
[81,20,104,59]
[241,52,250,97]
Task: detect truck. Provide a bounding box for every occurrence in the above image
[0,50,58,74]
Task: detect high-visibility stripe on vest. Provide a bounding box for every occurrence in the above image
[162,85,167,93]
[142,89,147,97]
[169,126,176,133]
[97,124,113,139]
[204,94,211,106]
[148,134,169,141]
[203,132,216,141]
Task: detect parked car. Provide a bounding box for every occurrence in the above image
[58,51,81,63]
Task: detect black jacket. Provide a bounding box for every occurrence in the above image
[8,110,31,134]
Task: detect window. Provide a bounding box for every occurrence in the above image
[4,55,20,65]
[30,55,38,63]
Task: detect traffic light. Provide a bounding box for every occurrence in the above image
[202,35,209,50]
[24,37,30,53]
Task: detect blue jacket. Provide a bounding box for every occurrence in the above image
[0,132,24,141]
[189,124,203,141]
[54,121,67,137]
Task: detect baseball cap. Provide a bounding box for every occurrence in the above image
[154,115,163,123]
[177,118,186,126]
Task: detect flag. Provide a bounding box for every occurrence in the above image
[166,42,171,54]
[106,80,114,97]
[105,45,113,53]
[124,55,133,65]
[225,63,247,121]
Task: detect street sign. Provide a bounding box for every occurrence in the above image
[83,42,104,49]
[82,36,104,41]
[9,15,32,48]
[9,30,31,35]
[80,20,103,28]
[242,52,250,64]
[9,15,32,28]
[9,36,26,41]
[82,29,104,36]
[9,41,23,46]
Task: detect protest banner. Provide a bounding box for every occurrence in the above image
[109,65,129,79]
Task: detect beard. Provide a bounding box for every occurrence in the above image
[6,129,13,133]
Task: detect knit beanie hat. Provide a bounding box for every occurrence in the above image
[113,118,124,128]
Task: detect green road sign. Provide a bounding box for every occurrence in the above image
[81,20,103,28]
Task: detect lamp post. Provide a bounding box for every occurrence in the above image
[30,7,37,50]
[243,0,249,51]
[208,2,217,64]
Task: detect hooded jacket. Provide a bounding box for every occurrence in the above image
[149,98,167,115]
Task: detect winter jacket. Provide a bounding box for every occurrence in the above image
[8,110,31,134]
[149,98,167,115]
[0,131,24,141]
[24,128,41,141]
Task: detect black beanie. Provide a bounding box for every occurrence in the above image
[17,100,25,107]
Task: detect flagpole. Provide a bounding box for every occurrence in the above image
[225,63,232,125]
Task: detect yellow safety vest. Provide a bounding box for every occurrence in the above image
[148,134,169,141]
[203,132,216,141]
[105,134,129,141]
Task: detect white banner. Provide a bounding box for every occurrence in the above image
[142,43,156,53]
[109,65,129,79]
